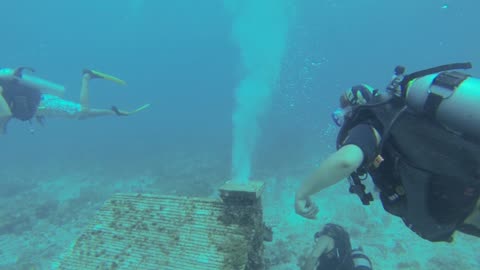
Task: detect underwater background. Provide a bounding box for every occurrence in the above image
[1,0,479,269]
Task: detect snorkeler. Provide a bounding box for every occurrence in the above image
[0,67,150,134]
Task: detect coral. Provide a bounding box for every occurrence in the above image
[0,212,33,236]
[34,200,59,220]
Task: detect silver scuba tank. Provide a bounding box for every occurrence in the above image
[0,67,65,97]
[405,71,480,140]
[351,248,373,270]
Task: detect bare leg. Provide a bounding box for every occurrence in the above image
[75,70,149,119]
[79,73,91,110]
[78,72,115,119]
[78,108,115,120]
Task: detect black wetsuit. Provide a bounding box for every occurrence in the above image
[0,82,41,121]
[316,225,353,270]
[341,117,480,241]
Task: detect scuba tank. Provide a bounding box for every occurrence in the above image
[405,71,480,140]
[387,62,478,141]
[0,67,65,97]
[351,248,373,270]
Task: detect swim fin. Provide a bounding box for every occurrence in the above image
[111,104,150,116]
[131,104,151,114]
[83,69,127,85]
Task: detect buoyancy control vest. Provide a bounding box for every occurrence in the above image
[337,62,480,242]
[1,81,41,121]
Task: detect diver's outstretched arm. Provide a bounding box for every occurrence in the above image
[296,145,364,199]
[0,86,12,135]
[294,145,364,219]
[0,86,12,118]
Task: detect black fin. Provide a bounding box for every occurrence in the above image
[111,106,128,116]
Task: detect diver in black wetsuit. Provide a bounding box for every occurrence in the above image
[302,223,372,270]
[295,63,480,243]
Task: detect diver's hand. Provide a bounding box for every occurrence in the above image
[295,195,319,219]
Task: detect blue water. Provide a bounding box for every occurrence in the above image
[1,0,479,269]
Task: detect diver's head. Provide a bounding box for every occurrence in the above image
[314,223,348,241]
[332,84,375,127]
[340,84,375,108]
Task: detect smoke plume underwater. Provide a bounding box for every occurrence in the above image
[225,0,293,183]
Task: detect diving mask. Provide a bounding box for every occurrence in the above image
[331,107,351,127]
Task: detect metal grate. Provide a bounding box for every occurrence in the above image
[55,193,256,270]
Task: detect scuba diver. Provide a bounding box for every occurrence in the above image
[0,67,150,134]
[301,223,373,270]
[294,62,480,242]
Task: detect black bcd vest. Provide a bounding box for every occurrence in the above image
[1,81,41,121]
[338,94,480,242]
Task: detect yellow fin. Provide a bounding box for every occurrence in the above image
[90,69,126,85]
[132,104,151,114]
